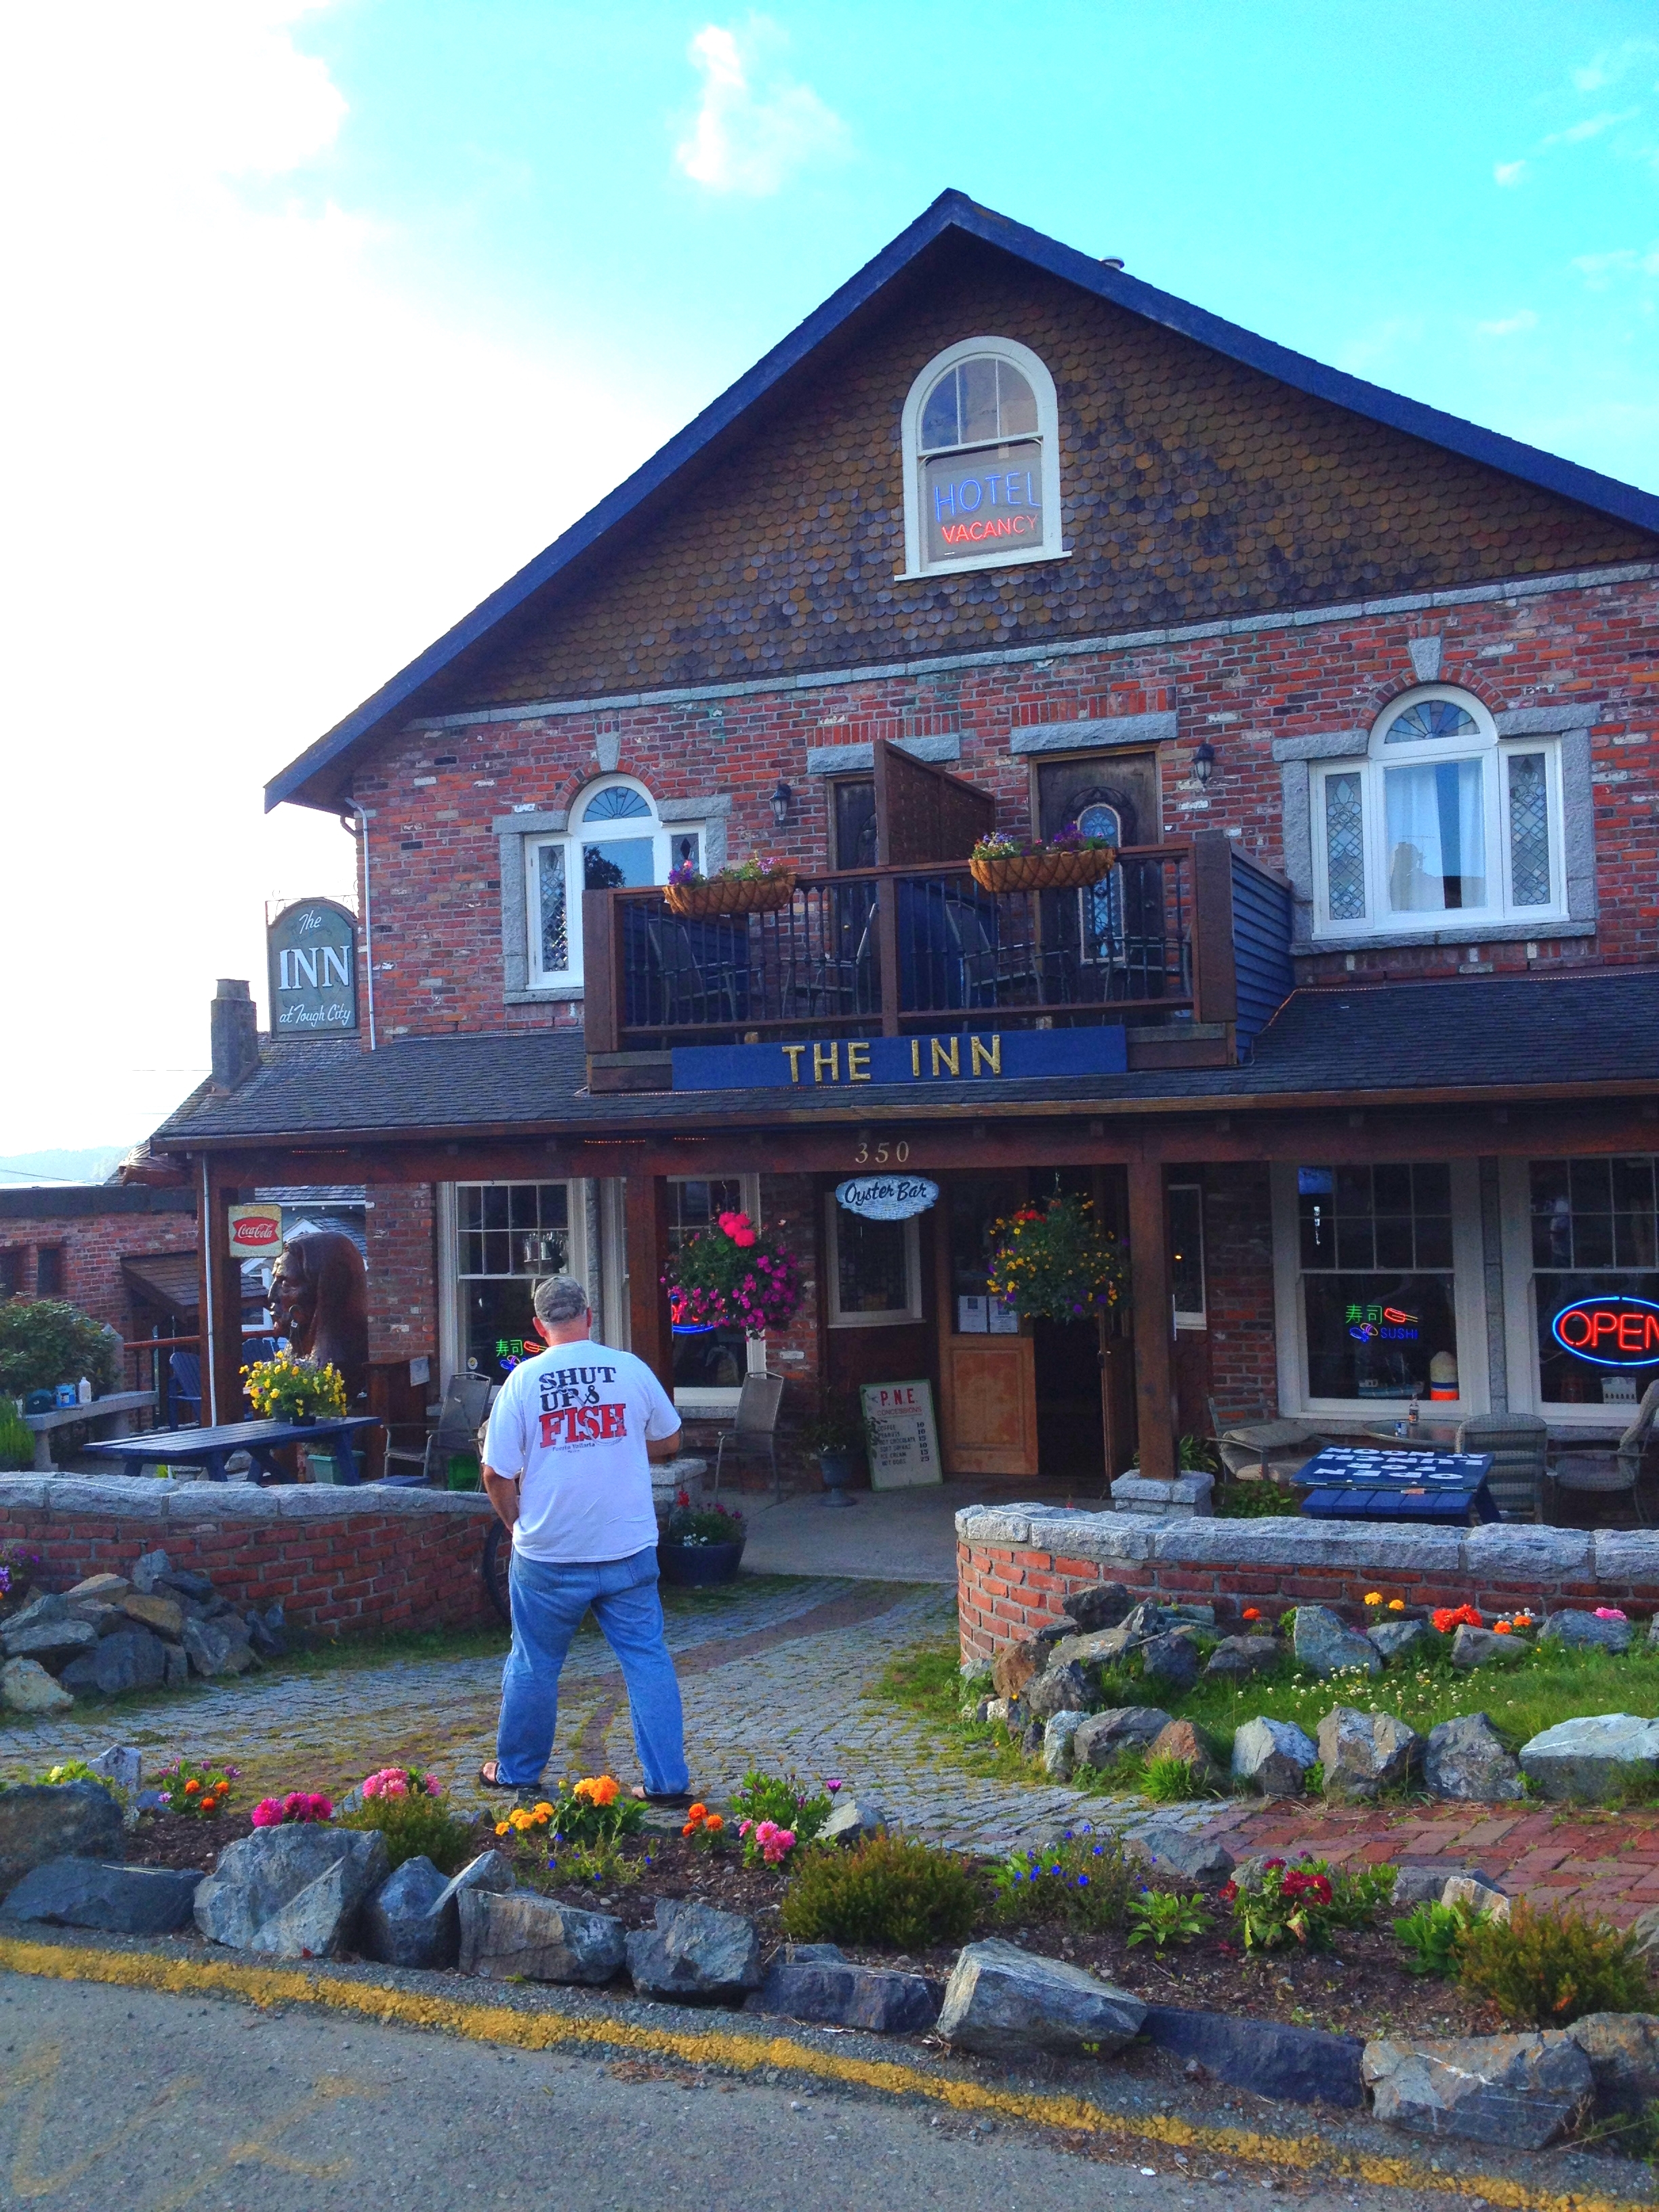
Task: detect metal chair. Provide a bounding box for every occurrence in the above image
[167,1350,203,1427]
[1206,1396,1322,1483]
[712,1372,786,1502]
[1454,1413,1548,1523]
[1550,1378,1659,1527]
[384,1371,493,1485]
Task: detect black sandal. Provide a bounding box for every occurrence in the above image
[477,1760,518,1792]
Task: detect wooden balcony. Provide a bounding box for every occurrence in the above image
[586,830,1294,1093]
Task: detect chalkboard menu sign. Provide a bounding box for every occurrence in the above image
[268,899,358,1036]
[859,1380,942,1490]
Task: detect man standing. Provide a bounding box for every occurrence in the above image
[477,1273,691,1805]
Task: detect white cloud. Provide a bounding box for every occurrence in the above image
[1573,243,1659,287]
[1494,159,1528,186]
[0,3,672,1151]
[674,17,849,196]
[1475,308,1539,337]
[1543,108,1640,147]
[1572,40,1656,92]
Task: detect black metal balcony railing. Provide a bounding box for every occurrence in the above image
[586,845,1221,1055]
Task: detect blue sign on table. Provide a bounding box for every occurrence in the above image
[1296,1444,1498,1527]
[671,1027,1128,1092]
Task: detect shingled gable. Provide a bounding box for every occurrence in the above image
[268,188,1659,816]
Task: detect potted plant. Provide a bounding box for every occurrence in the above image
[241,1349,348,1426]
[662,855,798,918]
[968,819,1118,895]
[804,1392,864,1507]
[658,1498,747,1586]
[985,1192,1129,1322]
[663,1210,804,1336]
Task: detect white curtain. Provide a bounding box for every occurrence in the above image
[1385,761,1486,912]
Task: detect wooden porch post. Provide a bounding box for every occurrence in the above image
[1127,1157,1177,1482]
[197,1157,247,1428]
[625,1172,675,1399]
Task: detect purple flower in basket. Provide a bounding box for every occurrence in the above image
[667,859,701,886]
[1050,820,1085,851]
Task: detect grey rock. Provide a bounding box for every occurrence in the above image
[1143,2005,1364,2108]
[247,1610,287,1660]
[1451,1625,1525,1672]
[68,1602,125,1637]
[3,1616,96,1666]
[784,1942,846,1962]
[1204,1635,1282,1682]
[182,1616,255,1679]
[1631,1905,1659,1965]
[1441,1876,1510,1921]
[745,1959,939,2033]
[430,1849,516,1954]
[0,1781,124,1890]
[1032,1615,1078,1649]
[162,1643,190,1688]
[361,1856,454,1969]
[1362,2032,1594,2148]
[626,1896,763,2000]
[193,1825,388,1954]
[1139,1629,1202,1696]
[1052,1625,1138,1668]
[1393,1864,1491,1908]
[1317,1707,1421,1799]
[1230,1715,1319,1797]
[87,1746,143,1795]
[0,1660,73,1715]
[66,1574,130,1601]
[1019,1721,1045,1757]
[155,1568,214,1599]
[1042,1711,1089,1780]
[1118,1600,1165,1639]
[1067,1582,1134,1633]
[131,1549,171,1595]
[1145,1719,1223,1791]
[1368,1618,1432,1665]
[60,1627,167,1698]
[1519,1714,1659,1801]
[1293,1605,1380,1679]
[1073,1706,1172,1770]
[4,1593,68,1636]
[1027,1662,1093,1721]
[1542,1610,1633,1654]
[1424,1715,1523,1802]
[937,1938,1146,2058]
[1568,2011,1659,2116]
[3,1857,199,1934]
[1128,1821,1235,1883]
[821,1796,888,1846]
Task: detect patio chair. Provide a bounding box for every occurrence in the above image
[1549,1378,1659,1527]
[1206,1396,1322,1483]
[1454,1413,1548,1523]
[383,1371,493,1486]
[167,1350,203,1427]
[712,1372,786,1502]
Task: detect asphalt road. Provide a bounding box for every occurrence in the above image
[0,1973,1504,2212]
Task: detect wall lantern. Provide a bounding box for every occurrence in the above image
[769,778,793,827]
[1191,740,1217,789]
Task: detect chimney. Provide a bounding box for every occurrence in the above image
[209,979,260,1091]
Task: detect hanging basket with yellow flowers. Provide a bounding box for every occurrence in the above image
[241,1349,348,1424]
[985,1192,1129,1323]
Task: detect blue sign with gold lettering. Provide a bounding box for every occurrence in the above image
[671,1028,1128,1092]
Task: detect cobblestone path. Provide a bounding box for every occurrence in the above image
[0,1576,1089,1849]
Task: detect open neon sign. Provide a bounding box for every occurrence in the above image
[1551,1295,1659,1366]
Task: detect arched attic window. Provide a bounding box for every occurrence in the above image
[526,775,704,988]
[899,337,1065,580]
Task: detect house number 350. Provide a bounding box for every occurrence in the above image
[853,1141,910,1164]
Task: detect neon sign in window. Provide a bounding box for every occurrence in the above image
[1551,1295,1659,1367]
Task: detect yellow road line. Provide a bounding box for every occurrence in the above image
[0,1936,1643,2212]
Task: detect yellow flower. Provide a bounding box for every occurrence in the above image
[1364,1592,1382,1606]
[495,1821,510,1837]
[1388,1598,1405,1612]
[533,1801,554,1819]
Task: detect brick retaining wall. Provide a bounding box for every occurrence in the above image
[0,1477,498,1637]
[956,1504,1659,1662]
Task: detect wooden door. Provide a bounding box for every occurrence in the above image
[935,1173,1038,1477]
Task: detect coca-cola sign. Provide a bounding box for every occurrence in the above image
[228,1204,283,1258]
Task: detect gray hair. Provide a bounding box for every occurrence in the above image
[533,1273,591,1326]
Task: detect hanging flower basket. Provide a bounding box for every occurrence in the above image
[663,1210,804,1338]
[663,863,796,918]
[986,1193,1128,1323]
[969,846,1117,894]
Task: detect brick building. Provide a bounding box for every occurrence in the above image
[0,1187,198,1357]
[147,194,1659,1515]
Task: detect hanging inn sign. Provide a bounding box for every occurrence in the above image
[267,899,359,1036]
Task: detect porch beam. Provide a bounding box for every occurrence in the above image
[624,1172,674,1399]
[1127,1153,1176,1483]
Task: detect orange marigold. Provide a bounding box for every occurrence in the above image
[184,1780,200,1795]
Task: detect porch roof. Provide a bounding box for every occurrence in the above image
[150,968,1659,1152]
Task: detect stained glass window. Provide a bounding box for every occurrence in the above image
[536,842,567,972]
[1384,699,1479,744]
[1324,772,1366,920]
[1507,752,1551,906]
[581,785,651,821]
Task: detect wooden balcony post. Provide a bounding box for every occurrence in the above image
[583,888,623,1054]
[625,1172,675,1399]
[197,1157,248,1427]
[1126,1155,1177,1483]
[1189,831,1238,1031]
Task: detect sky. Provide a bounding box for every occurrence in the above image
[1,0,1656,1160]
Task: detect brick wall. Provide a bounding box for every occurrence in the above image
[366,1183,436,1361]
[956,1505,1659,1662]
[350,571,1659,1040]
[0,1479,497,1636]
[0,1197,197,1341]
[1204,1166,1277,1418]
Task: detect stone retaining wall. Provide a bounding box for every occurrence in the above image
[956,1504,1659,1662]
[0,1478,499,1637]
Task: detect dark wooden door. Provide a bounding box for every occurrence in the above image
[1034,749,1162,846]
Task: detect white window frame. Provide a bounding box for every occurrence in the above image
[1498,1155,1659,1432]
[1271,1158,1488,1423]
[525,775,705,990]
[1309,687,1567,941]
[436,1177,591,1387]
[824,1196,924,1328]
[1169,1182,1206,1330]
[670,1170,767,1417]
[897,335,1067,582]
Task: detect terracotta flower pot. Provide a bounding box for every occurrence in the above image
[662,870,796,918]
[968,847,1117,894]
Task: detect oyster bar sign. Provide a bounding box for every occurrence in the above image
[267,899,358,1035]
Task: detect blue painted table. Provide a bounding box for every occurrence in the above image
[1296,1443,1499,1527]
[85,1415,382,1485]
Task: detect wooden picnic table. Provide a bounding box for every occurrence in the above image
[1296,1443,1500,1527]
[23,1390,157,1473]
[85,1415,382,1486]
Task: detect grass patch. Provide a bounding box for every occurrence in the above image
[874,1643,1036,1784]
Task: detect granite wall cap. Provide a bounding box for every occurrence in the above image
[1465,1525,1594,1580]
[1592,1532,1659,1586]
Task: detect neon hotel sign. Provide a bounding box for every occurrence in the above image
[1551,1294,1659,1367]
[928,462,1041,550]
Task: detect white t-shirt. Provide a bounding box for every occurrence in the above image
[481,1339,681,1563]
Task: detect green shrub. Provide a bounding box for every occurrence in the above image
[0,1401,33,1473]
[0,1301,117,1400]
[731,1768,830,1846]
[1456,1900,1653,2026]
[1395,1900,1479,1978]
[991,1826,1136,1931]
[339,1793,481,1874]
[1221,1856,1395,1952]
[782,1835,981,1950]
[1126,1889,1210,1948]
[1143,1755,1204,1803]
[1214,1480,1294,1519]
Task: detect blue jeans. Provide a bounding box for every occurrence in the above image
[496,1544,687,1794]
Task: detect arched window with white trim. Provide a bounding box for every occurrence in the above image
[899,337,1065,579]
[1309,687,1567,939]
[527,776,704,987]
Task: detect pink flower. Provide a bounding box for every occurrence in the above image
[824,1778,843,1793]
[424,1774,441,1796]
[733,1229,756,1248]
[738,1818,753,1838]
[251,1798,284,1827]
[1595,1607,1628,1622]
